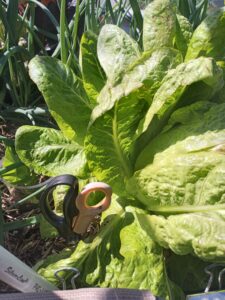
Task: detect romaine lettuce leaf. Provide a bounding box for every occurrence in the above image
[129,129,225,211]
[97,25,141,84]
[93,48,182,121]
[15,126,88,178]
[175,14,193,57]
[2,146,37,185]
[36,199,184,299]
[185,8,225,61]
[135,57,223,155]
[143,211,225,261]
[79,31,106,106]
[128,101,225,261]
[85,95,147,194]
[136,101,225,169]
[213,61,225,103]
[86,48,181,195]
[143,0,176,52]
[29,56,92,144]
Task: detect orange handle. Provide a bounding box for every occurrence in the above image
[72,182,112,235]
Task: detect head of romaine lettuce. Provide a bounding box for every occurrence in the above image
[11,0,225,297]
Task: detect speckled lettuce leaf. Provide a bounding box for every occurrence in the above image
[143,0,176,52]
[128,129,225,211]
[79,31,106,105]
[185,8,225,61]
[175,14,193,57]
[135,57,223,154]
[36,201,183,299]
[97,25,141,84]
[85,95,147,195]
[115,48,183,105]
[2,146,37,185]
[143,211,225,262]
[136,101,225,169]
[29,56,92,144]
[15,125,88,178]
[87,46,177,192]
[128,125,225,262]
[93,48,182,122]
[213,61,225,103]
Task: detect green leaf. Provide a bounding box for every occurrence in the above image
[60,0,68,64]
[117,48,183,105]
[88,48,182,190]
[94,48,182,122]
[136,101,225,169]
[175,14,193,57]
[29,56,92,144]
[79,31,106,106]
[128,103,225,261]
[135,57,224,155]
[85,95,147,194]
[53,185,70,214]
[143,211,225,261]
[185,8,225,61]
[15,125,88,178]
[37,202,181,299]
[213,61,225,103]
[2,146,36,185]
[6,0,18,46]
[97,25,141,84]
[129,128,225,212]
[143,0,177,52]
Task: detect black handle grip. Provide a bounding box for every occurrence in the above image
[39,175,79,239]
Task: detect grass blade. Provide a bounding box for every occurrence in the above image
[6,0,18,46]
[0,162,23,176]
[106,0,116,24]
[60,0,68,64]
[67,0,80,68]
[178,0,190,18]
[14,185,47,207]
[4,215,41,231]
[129,0,143,37]
[28,2,36,56]
[0,46,30,76]
[85,0,91,30]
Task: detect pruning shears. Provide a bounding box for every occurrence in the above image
[39,175,112,241]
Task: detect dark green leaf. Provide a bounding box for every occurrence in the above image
[79,31,106,106]
[29,56,92,144]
